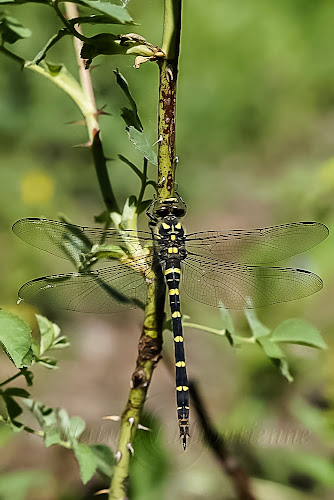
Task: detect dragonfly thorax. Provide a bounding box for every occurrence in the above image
[154,217,187,263]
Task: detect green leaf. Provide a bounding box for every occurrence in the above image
[36,356,58,369]
[121,196,137,231]
[3,395,23,420]
[80,33,127,63]
[127,126,158,166]
[70,14,135,26]
[73,443,97,484]
[219,304,235,334]
[114,69,143,131]
[89,444,114,478]
[244,309,271,338]
[257,338,293,382]
[3,387,29,398]
[44,427,62,447]
[75,0,133,24]
[0,15,31,44]
[36,314,62,354]
[24,399,58,430]
[271,318,327,350]
[0,310,34,368]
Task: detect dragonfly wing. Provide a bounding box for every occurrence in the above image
[12,218,152,264]
[185,222,328,264]
[182,255,323,309]
[18,262,149,313]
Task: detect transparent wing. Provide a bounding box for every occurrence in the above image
[182,255,323,309]
[12,218,152,264]
[18,261,149,313]
[185,222,328,264]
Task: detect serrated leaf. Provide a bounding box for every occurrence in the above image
[257,338,293,382]
[76,0,133,24]
[127,126,158,165]
[114,69,142,131]
[244,309,270,338]
[71,14,135,26]
[271,318,327,350]
[0,310,33,368]
[0,15,31,44]
[44,427,62,447]
[89,444,114,478]
[73,442,98,484]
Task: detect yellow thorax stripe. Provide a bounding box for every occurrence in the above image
[162,222,170,229]
[175,222,182,229]
[176,386,189,392]
[172,311,181,318]
[174,335,183,342]
[165,268,181,275]
[169,289,179,295]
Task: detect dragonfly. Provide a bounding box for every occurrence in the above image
[13,195,329,449]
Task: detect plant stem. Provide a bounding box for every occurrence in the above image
[0,371,23,388]
[108,262,165,500]
[64,2,119,214]
[189,381,257,500]
[108,1,182,497]
[157,0,182,199]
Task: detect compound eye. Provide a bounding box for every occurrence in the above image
[172,208,186,217]
[155,207,169,217]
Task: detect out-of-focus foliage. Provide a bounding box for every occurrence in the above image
[0,0,334,499]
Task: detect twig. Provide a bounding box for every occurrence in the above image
[157,0,182,199]
[189,381,257,500]
[64,2,119,214]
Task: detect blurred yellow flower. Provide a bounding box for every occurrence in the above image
[21,170,54,204]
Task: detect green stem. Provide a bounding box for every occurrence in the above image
[108,262,165,500]
[157,0,182,198]
[0,371,23,388]
[64,2,119,214]
[182,322,256,344]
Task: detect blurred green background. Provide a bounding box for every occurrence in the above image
[0,0,334,499]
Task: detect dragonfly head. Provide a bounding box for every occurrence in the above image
[151,195,187,220]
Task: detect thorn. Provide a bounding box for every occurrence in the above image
[17,298,22,305]
[127,442,134,455]
[95,104,112,118]
[152,135,163,146]
[175,156,179,164]
[128,417,135,428]
[73,141,92,148]
[65,119,86,126]
[138,424,151,432]
[115,450,122,462]
[94,489,110,496]
[102,415,120,422]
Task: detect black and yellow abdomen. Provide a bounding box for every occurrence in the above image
[164,259,189,449]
